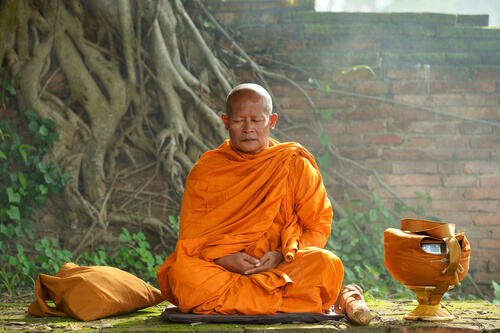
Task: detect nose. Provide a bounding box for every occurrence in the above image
[242,120,254,133]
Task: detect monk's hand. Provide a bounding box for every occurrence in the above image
[214,252,260,274]
[243,251,284,275]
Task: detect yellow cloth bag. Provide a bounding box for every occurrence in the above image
[28,263,165,321]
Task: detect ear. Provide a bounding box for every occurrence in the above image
[221,114,230,130]
[269,113,278,130]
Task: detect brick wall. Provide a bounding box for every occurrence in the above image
[208,0,500,297]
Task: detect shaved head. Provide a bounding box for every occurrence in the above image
[226,83,273,117]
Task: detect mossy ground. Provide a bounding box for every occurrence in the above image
[1,293,499,332]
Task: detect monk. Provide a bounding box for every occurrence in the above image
[157,83,344,315]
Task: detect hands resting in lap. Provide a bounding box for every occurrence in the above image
[214,251,284,275]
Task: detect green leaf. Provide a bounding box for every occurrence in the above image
[7,187,21,203]
[317,154,331,168]
[8,256,18,266]
[350,254,363,261]
[24,109,39,121]
[36,162,48,173]
[369,209,378,222]
[41,119,56,128]
[0,150,6,159]
[37,184,48,195]
[43,173,53,184]
[319,109,331,121]
[18,144,36,163]
[5,82,16,95]
[39,125,49,136]
[35,243,44,252]
[28,120,39,132]
[18,172,27,189]
[6,205,20,220]
[318,133,330,146]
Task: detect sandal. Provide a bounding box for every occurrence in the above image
[333,284,373,326]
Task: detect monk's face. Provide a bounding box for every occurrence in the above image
[222,90,278,154]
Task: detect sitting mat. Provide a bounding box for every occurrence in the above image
[162,306,344,324]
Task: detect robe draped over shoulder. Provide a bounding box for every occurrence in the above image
[157,139,343,314]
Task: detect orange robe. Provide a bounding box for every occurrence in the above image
[157,139,343,314]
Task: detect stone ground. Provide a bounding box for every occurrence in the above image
[1,293,499,332]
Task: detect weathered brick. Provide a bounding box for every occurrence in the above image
[428,188,465,200]
[437,26,499,39]
[413,38,468,51]
[387,65,469,80]
[474,214,500,226]
[347,122,384,133]
[462,95,499,107]
[279,38,307,51]
[407,122,456,134]
[390,13,457,25]
[336,24,401,36]
[466,188,500,200]
[219,2,251,12]
[409,137,432,147]
[331,135,362,146]
[404,24,435,37]
[304,24,337,35]
[358,13,392,23]
[430,81,496,93]
[342,108,393,121]
[443,175,478,187]
[439,162,465,174]
[472,271,500,284]
[446,53,482,65]
[381,174,441,186]
[364,134,402,146]
[471,137,500,148]
[479,239,500,249]
[339,148,380,160]
[432,200,498,213]
[481,175,500,187]
[458,123,494,135]
[471,66,500,81]
[454,150,491,160]
[214,12,244,24]
[391,82,426,94]
[464,161,500,174]
[399,52,447,64]
[394,94,463,107]
[392,162,438,174]
[383,149,453,161]
[272,85,316,97]
[353,81,389,96]
[322,123,345,134]
[492,228,500,239]
[456,15,489,27]
[435,137,470,148]
[471,40,500,51]
[482,53,500,65]
[397,109,434,120]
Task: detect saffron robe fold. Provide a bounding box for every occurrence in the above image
[157,139,343,315]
